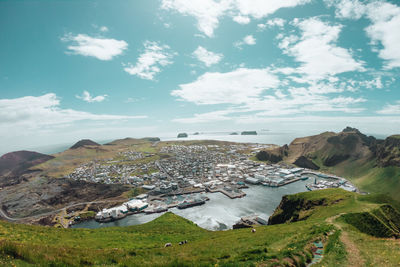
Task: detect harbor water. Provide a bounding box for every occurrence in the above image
[72,180,309,231]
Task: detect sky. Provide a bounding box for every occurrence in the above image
[0,0,400,153]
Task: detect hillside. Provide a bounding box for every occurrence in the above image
[0,151,54,177]
[1,189,400,266]
[256,127,400,201]
[0,138,154,220]
[70,139,100,149]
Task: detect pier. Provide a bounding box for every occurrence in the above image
[207,187,246,199]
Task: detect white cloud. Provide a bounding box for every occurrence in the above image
[171,68,279,105]
[365,1,400,69]
[161,0,231,37]
[280,17,365,80]
[171,66,367,124]
[161,0,311,37]
[0,94,146,131]
[173,110,232,123]
[99,26,109,32]
[327,0,400,69]
[326,0,366,20]
[61,33,128,61]
[233,15,250,24]
[125,97,144,103]
[124,41,176,80]
[76,91,108,103]
[235,35,256,48]
[243,35,256,45]
[268,18,286,27]
[233,0,311,19]
[257,23,267,30]
[377,100,400,114]
[192,46,223,67]
[258,18,286,30]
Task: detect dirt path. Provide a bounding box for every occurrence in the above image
[326,214,365,267]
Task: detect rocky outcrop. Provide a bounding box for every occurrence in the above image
[293,156,320,170]
[375,135,400,167]
[256,145,288,163]
[241,131,257,135]
[177,133,188,138]
[268,195,327,225]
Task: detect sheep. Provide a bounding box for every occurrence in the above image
[164,243,172,247]
[251,228,256,233]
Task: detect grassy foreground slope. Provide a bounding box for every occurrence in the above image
[1,189,400,266]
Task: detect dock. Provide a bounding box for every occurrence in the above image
[207,187,246,199]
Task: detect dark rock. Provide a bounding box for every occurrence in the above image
[70,139,100,149]
[375,135,400,167]
[241,131,257,135]
[177,133,188,138]
[256,151,282,163]
[323,154,350,167]
[268,196,327,225]
[293,156,320,170]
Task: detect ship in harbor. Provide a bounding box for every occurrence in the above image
[177,197,206,209]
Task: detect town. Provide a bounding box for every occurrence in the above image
[66,141,358,224]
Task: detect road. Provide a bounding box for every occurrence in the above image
[155,160,173,179]
[0,198,126,222]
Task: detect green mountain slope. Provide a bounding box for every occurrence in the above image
[1,189,400,266]
[256,127,400,201]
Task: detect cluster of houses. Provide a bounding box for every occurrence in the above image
[95,196,148,222]
[67,142,358,223]
[66,151,158,184]
[306,177,357,192]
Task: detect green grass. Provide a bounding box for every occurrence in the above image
[78,211,95,220]
[1,189,400,266]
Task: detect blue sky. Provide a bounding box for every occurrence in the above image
[0,0,399,152]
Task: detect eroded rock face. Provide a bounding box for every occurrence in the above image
[268,195,327,225]
[375,136,400,167]
[256,150,282,163]
[293,156,319,170]
[256,145,288,163]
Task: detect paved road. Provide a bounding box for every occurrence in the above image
[155,160,173,179]
[0,198,126,222]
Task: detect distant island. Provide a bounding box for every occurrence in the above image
[241,131,257,135]
[177,133,188,138]
[142,137,160,142]
[230,132,239,135]
[193,132,199,135]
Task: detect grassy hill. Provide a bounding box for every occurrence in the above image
[256,127,400,202]
[1,189,400,266]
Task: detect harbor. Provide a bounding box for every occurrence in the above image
[72,179,311,230]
